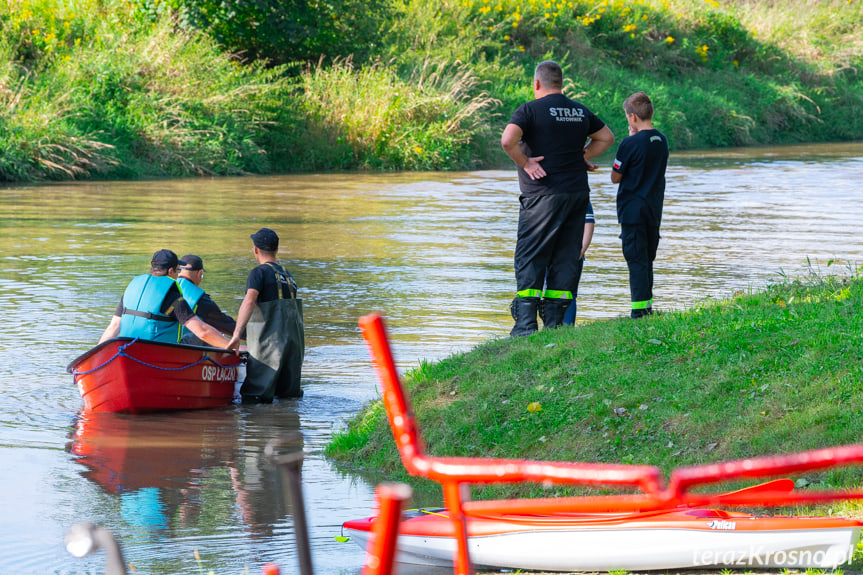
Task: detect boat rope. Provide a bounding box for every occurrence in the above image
[72,338,238,378]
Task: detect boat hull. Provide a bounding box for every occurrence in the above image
[67,338,241,414]
[343,508,862,572]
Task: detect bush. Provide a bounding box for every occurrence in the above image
[132,0,393,65]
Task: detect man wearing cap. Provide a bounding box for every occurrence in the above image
[177,254,239,346]
[98,249,232,348]
[226,228,304,401]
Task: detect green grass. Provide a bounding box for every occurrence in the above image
[292,57,501,171]
[0,1,296,180]
[1,0,862,180]
[327,271,863,504]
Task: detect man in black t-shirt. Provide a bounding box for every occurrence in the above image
[227,228,304,401]
[611,91,669,318]
[501,60,614,336]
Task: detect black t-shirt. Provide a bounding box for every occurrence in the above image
[195,293,236,334]
[612,129,669,226]
[246,262,297,303]
[115,282,196,324]
[509,93,606,196]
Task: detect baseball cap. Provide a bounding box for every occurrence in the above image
[179,254,205,271]
[151,249,185,269]
[251,228,279,251]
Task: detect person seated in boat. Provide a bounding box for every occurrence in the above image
[226,228,304,402]
[176,254,240,346]
[98,249,232,348]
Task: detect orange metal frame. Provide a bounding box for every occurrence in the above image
[359,313,863,575]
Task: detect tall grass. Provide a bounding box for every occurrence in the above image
[390,0,863,150]
[296,57,501,171]
[0,0,296,180]
[1,0,862,180]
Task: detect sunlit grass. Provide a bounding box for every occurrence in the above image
[1,0,862,180]
[0,2,295,180]
[328,272,863,504]
[298,57,500,170]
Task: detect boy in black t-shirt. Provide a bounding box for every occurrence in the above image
[227,228,304,401]
[611,91,669,318]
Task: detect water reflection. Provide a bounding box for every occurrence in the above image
[65,407,304,570]
[68,409,242,495]
[0,142,862,574]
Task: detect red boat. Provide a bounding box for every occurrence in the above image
[67,337,242,413]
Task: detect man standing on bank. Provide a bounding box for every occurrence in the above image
[501,60,614,336]
[227,228,304,402]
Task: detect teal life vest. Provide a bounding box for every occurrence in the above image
[119,274,182,343]
[177,277,205,340]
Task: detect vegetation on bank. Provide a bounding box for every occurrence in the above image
[1,0,862,181]
[326,271,863,502]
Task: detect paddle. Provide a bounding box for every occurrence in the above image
[689,478,797,507]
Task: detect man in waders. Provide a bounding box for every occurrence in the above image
[98,249,232,347]
[177,254,238,345]
[501,60,614,336]
[226,228,304,402]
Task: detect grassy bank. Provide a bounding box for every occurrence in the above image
[327,272,863,503]
[1,0,862,180]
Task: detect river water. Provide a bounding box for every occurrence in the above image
[1,142,862,574]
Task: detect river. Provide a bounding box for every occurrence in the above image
[0,142,862,574]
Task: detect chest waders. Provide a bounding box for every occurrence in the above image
[242,262,305,401]
[119,275,181,343]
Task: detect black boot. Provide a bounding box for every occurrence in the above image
[510,297,539,337]
[540,298,570,329]
[631,307,653,319]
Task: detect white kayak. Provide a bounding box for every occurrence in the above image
[343,506,862,572]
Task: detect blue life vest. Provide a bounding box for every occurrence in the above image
[119,274,181,343]
[177,277,205,340]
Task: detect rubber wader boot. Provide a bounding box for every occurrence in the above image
[510,297,539,337]
[631,307,653,319]
[540,298,570,329]
[563,300,577,326]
